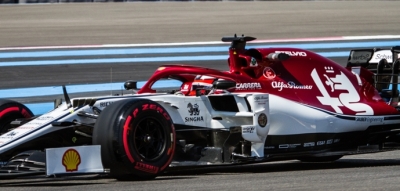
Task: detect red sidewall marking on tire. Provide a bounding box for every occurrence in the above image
[21,108,32,118]
[134,162,159,174]
[123,115,135,163]
[0,107,19,118]
[161,124,176,171]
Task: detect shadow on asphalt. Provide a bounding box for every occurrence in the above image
[0,174,109,187]
[1,158,400,186]
[163,158,400,176]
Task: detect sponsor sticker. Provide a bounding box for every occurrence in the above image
[242,126,255,134]
[236,83,262,90]
[5,131,18,137]
[349,51,372,63]
[184,102,205,124]
[99,102,114,108]
[62,149,81,172]
[263,67,276,79]
[254,95,268,105]
[185,116,204,122]
[355,117,384,123]
[36,116,55,120]
[369,50,393,63]
[279,144,289,149]
[290,144,301,148]
[275,51,307,57]
[46,145,103,176]
[250,57,258,67]
[254,96,268,101]
[187,103,200,116]
[271,81,313,91]
[374,53,392,61]
[279,144,301,149]
[303,142,315,147]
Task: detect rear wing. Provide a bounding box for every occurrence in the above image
[347,46,400,70]
[347,47,400,107]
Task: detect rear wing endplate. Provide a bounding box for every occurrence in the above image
[348,46,400,107]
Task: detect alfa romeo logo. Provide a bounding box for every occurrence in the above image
[263,67,276,79]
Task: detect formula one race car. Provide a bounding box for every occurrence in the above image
[1,35,400,180]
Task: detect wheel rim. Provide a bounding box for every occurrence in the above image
[133,117,166,162]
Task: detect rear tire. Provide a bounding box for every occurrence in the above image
[0,99,33,136]
[297,155,343,162]
[93,99,175,181]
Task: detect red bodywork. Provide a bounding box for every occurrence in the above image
[138,44,399,116]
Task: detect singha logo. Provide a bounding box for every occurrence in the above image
[187,103,200,116]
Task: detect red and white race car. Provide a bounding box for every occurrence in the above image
[0,35,400,180]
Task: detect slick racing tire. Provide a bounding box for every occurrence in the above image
[297,155,343,163]
[93,99,175,181]
[0,99,33,136]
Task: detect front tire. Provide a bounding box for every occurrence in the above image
[93,99,175,180]
[0,99,33,136]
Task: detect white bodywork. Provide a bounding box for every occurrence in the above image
[1,90,400,175]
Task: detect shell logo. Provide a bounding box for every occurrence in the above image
[62,149,81,172]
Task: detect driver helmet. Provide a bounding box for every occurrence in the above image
[186,75,216,96]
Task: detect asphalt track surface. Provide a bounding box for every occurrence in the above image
[0,1,400,47]
[2,1,400,190]
[1,1,400,89]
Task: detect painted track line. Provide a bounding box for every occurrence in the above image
[0,51,355,67]
[0,80,182,99]
[1,35,400,51]
[1,41,400,59]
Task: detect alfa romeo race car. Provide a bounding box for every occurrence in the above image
[1,35,400,180]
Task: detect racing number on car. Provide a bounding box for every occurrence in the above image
[311,68,373,115]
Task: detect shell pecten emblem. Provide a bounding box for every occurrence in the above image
[62,149,81,172]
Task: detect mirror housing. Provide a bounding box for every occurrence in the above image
[213,80,236,90]
[124,80,137,90]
